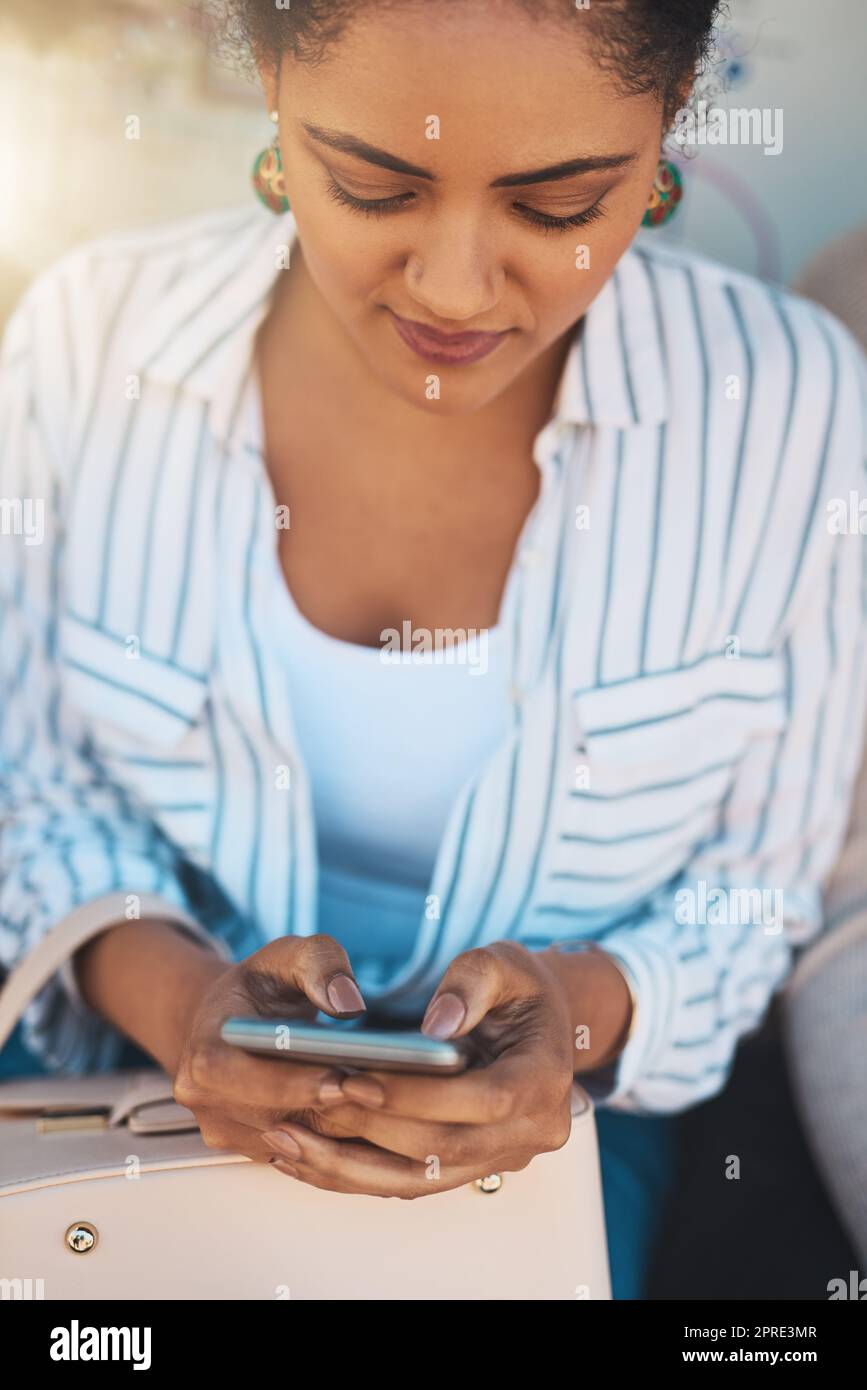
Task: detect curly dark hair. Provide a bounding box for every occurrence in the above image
[202,0,726,125]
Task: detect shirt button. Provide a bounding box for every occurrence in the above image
[519,547,543,569]
[509,684,524,704]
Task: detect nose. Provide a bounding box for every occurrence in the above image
[404,214,505,324]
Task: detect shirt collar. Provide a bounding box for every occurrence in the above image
[554,239,669,428]
[129,206,669,443]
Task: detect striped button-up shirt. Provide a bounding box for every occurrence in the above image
[2,203,866,1112]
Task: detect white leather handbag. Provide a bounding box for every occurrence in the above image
[0,931,612,1301]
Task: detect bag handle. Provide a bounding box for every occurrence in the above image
[0,897,230,1056]
[0,915,105,1054]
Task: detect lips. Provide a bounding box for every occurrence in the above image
[388,310,509,366]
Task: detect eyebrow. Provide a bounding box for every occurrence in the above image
[301,122,638,187]
[301,122,434,179]
[491,151,639,187]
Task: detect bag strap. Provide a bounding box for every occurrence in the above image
[0,914,103,1054]
[0,897,229,1056]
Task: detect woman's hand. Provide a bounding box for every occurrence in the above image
[260,942,578,1196]
[172,935,370,1162]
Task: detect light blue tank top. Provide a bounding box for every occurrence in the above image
[270,548,511,977]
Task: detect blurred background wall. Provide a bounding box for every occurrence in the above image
[0,0,267,327]
[1,0,866,328]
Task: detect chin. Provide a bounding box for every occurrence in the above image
[389,371,506,417]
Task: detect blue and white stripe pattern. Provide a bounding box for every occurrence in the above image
[2,202,866,1111]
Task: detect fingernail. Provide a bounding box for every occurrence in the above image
[317,1078,345,1105]
[269,1156,300,1179]
[340,1075,386,1108]
[262,1128,302,1160]
[421,992,466,1039]
[326,973,366,1014]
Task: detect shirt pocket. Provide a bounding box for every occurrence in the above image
[58,611,210,746]
[570,652,788,803]
[552,654,789,901]
[57,611,214,863]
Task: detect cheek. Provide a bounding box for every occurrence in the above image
[528,187,652,333]
[290,194,389,319]
[522,240,614,340]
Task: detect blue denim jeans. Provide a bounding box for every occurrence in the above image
[594,1107,677,1299]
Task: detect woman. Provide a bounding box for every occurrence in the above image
[1,0,865,1299]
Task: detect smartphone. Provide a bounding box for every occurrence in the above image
[220,1017,471,1075]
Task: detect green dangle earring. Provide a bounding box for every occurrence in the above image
[642,157,683,228]
[252,110,290,214]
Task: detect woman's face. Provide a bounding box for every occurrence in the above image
[260,2,669,417]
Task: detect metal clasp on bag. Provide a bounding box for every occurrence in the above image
[37,1109,109,1134]
[65,1222,99,1254]
[474,1173,503,1193]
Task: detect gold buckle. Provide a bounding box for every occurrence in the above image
[37,1109,109,1134]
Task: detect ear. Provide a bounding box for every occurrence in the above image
[663,73,696,133]
[256,54,280,116]
[673,72,697,116]
[675,77,694,110]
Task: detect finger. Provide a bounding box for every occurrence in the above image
[419,943,539,1040]
[242,933,366,1019]
[310,1098,511,1167]
[192,1092,359,1138]
[262,1121,488,1198]
[340,1046,555,1123]
[176,1040,348,1116]
[194,1111,275,1163]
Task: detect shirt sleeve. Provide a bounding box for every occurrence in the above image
[0,265,224,1074]
[585,309,867,1114]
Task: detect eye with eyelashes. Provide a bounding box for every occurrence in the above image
[324,173,608,232]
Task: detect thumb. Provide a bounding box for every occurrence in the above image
[420,947,514,1039]
[246,934,366,1019]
